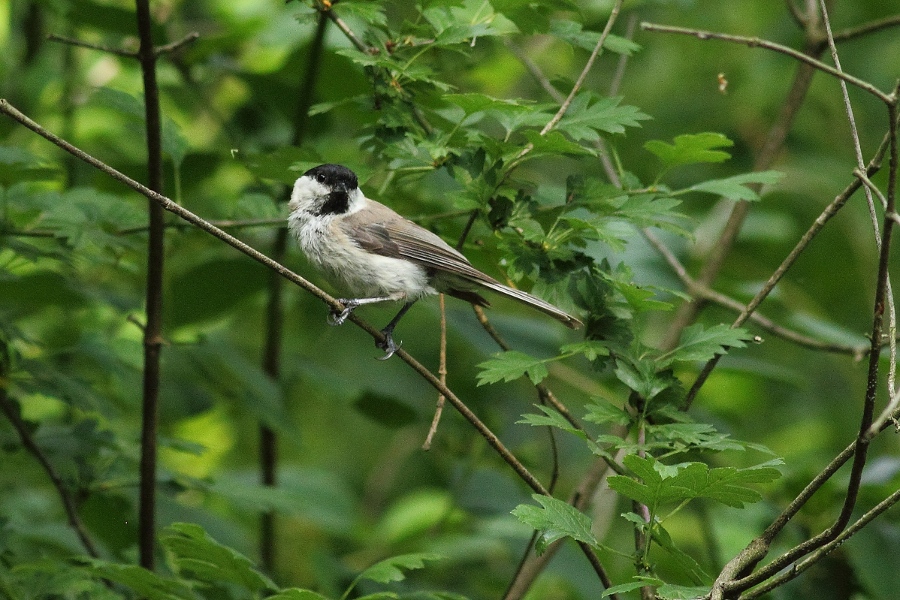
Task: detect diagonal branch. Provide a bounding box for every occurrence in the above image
[639,22,892,104]
[0,389,100,558]
[0,98,618,587]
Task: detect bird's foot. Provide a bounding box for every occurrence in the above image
[328,299,358,326]
[376,330,401,360]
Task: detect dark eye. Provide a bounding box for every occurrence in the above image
[316,173,327,183]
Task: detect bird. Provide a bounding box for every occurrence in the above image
[287,163,582,359]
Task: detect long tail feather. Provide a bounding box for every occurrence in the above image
[475,280,582,329]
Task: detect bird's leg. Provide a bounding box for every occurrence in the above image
[376,300,416,360]
[328,292,405,326]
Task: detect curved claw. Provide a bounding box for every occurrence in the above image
[376,334,401,360]
[328,299,356,326]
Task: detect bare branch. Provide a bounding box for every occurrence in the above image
[640,22,893,104]
[47,33,138,58]
[153,32,199,56]
[0,390,100,558]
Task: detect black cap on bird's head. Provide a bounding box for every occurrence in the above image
[304,164,358,193]
[302,164,359,216]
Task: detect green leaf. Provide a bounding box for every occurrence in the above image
[511,494,598,554]
[267,590,332,600]
[602,577,664,597]
[559,340,610,361]
[521,130,596,159]
[657,583,714,600]
[609,455,782,511]
[160,523,276,592]
[92,87,187,167]
[332,0,387,26]
[357,553,443,584]
[556,93,651,141]
[76,559,196,600]
[240,147,323,184]
[688,170,784,201]
[517,404,587,440]
[644,132,733,169]
[443,92,530,116]
[583,400,632,427]
[664,323,752,366]
[477,351,549,385]
[550,20,641,55]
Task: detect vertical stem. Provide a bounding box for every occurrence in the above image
[258,9,329,573]
[134,0,165,571]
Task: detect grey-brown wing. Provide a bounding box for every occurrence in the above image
[343,200,500,285]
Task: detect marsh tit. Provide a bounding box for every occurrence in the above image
[288,164,582,359]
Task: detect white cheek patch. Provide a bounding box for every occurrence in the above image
[289,176,330,213]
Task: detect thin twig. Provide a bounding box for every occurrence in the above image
[640,22,892,104]
[153,32,200,57]
[684,127,894,408]
[656,17,824,352]
[0,95,587,550]
[423,294,447,450]
[741,485,900,599]
[47,33,137,58]
[642,229,870,359]
[0,390,100,558]
[831,13,900,43]
[819,0,897,397]
[540,0,623,136]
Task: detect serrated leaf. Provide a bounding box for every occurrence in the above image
[160,523,276,592]
[614,358,672,400]
[332,0,387,26]
[610,455,781,511]
[664,323,752,365]
[602,577,664,597]
[511,494,598,554]
[583,400,632,427]
[357,553,443,584]
[477,351,549,386]
[521,130,596,159]
[267,590,331,600]
[688,170,783,201]
[644,132,733,169]
[76,559,196,600]
[550,20,641,55]
[560,340,610,361]
[517,404,587,439]
[556,94,650,141]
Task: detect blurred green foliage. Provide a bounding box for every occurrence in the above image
[1,0,899,599]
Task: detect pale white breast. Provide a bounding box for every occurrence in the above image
[288,209,434,300]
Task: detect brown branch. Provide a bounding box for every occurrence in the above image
[642,229,870,359]
[658,23,823,352]
[0,98,623,571]
[0,390,100,558]
[831,13,900,43]
[741,485,900,599]
[684,126,893,408]
[153,32,200,56]
[639,22,892,104]
[134,0,166,572]
[47,33,138,58]
[423,293,448,451]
